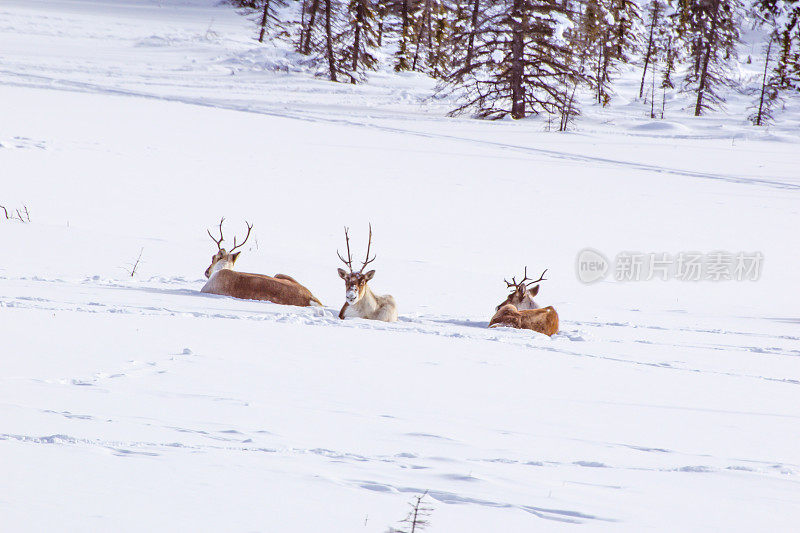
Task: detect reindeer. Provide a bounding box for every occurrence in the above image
[201,218,322,307]
[495,266,547,311]
[489,267,558,336]
[336,224,397,322]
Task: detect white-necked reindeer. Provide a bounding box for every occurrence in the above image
[336,224,397,322]
[489,267,559,336]
[201,218,322,307]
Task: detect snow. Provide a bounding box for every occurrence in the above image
[1,1,800,531]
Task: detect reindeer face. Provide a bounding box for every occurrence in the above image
[338,268,375,304]
[205,249,240,278]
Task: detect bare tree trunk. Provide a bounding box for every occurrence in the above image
[325,0,337,81]
[258,0,271,43]
[639,1,659,98]
[650,62,656,117]
[694,5,719,116]
[411,1,430,71]
[510,0,525,119]
[755,38,773,126]
[377,2,386,46]
[465,0,481,71]
[352,0,363,72]
[691,37,703,77]
[302,0,320,54]
[662,33,675,88]
[694,40,712,116]
[596,47,603,104]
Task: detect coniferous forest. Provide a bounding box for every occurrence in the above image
[230,0,799,128]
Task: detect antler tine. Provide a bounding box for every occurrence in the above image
[337,226,354,272]
[359,223,376,273]
[518,266,532,284]
[526,268,549,286]
[229,220,253,253]
[505,266,538,288]
[207,217,225,251]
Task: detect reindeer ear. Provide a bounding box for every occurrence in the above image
[337,268,347,279]
[528,285,540,297]
[364,270,376,281]
[231,251,241,263]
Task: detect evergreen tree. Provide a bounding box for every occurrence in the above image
[298,0,321,54]
[640,0,665,97]
[395,0,420,70]
[754,0,800,90]
[337,0,381,81]
[682,0,742,116]
[749,36,782,125]
[231,0,289,43]
[442,0,587,120]
[447,0,483,79]
[660,1,684,89]
[376,1,390,46]
[579,0,641,105]
[402,0,451,76]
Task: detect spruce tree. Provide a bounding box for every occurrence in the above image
[443,0,587,120]
[298,0,321,54]
[682,0,742,116]
[585,0,641,105]
[640,0,665,98]
[231,0,289,43]
[754,0,800,90]
[337,0,381,81]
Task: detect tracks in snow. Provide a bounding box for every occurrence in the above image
[1,275,798,388]
[2,69,799,191]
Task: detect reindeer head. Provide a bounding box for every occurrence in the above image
[496,267,547,311]
[337,224,376,305]
[204,217,253,278]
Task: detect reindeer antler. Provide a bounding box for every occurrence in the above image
[526,268,548,287]
[207,217,225,251]
[504,266,547,288]
[359,223,376,273]
[229,221,253,253]
[337,226,354,272]
[338,224,376,274]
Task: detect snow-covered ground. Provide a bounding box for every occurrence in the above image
[1,1,799,531]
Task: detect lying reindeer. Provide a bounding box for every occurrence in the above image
[336,224,397,322]
[201,218,322,307]
[489,267,558,336]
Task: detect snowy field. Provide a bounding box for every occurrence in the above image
[2,1,800,531]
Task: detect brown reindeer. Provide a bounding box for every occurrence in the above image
[495,266,547,311]
[336,224,397,322]
[201,218,322,307]
[489,267,558,336]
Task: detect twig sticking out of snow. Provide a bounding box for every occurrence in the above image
[389,490,434,533]
[0,204,31,222]
[129,248,144,278]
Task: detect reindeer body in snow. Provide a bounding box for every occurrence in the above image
[489,267,558,336]
[336,225,397,322]
[201,218,322,307]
